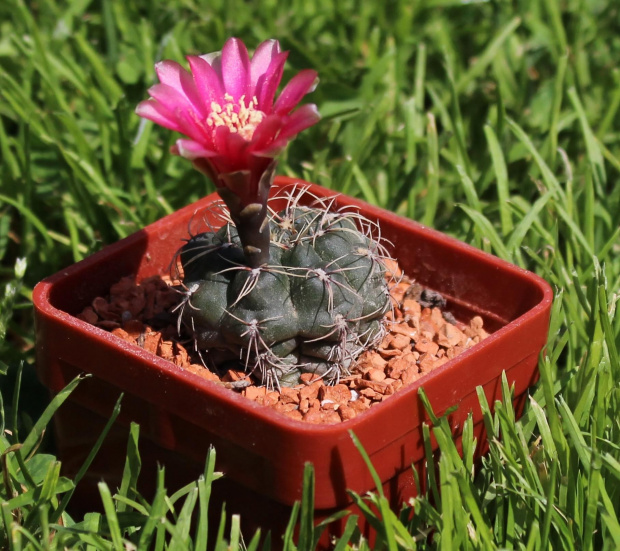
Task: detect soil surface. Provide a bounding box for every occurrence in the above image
[78,260,488,424]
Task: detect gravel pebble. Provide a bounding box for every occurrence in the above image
[80,270,489,424]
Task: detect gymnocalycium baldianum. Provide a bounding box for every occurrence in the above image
[137,37,394,388]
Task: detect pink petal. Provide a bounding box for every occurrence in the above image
[249,114,284,152]
[175,109,211,144]
[200,51,222,67]
[254,51,288,111]
[187,56,225,107]
[155,60,205,116]
[211,125,233,159]
[200,52,223,82]
[250,39,281,91]
[254,142,286,157]
[147,83,190,112]
[175,139,217,160]
[224,131,252,167]
[273,69,319,115]
[135,100,182,132]
[280,103,320,138]
[221,38,250,101]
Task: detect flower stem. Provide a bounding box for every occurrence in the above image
[230,202,271,268]
[215,162,276,268]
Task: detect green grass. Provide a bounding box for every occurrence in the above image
[1,0,619,548]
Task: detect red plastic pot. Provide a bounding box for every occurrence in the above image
[33,177,552,542]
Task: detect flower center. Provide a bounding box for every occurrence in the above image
[206,93,265,140]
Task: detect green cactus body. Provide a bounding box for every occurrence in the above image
[177,192,392,388]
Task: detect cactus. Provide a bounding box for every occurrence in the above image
[176,189,392,387]
[137,37,393,388]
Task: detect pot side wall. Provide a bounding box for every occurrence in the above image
[33,178,553,513]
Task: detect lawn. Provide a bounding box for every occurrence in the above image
[0,0,619,548]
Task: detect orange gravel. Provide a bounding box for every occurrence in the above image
[78,263,488,424]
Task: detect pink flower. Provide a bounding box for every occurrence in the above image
[136,37,320,207]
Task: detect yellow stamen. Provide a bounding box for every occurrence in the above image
[206,94,265,140]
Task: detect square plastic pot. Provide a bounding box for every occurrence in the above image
[33,177,552,540]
